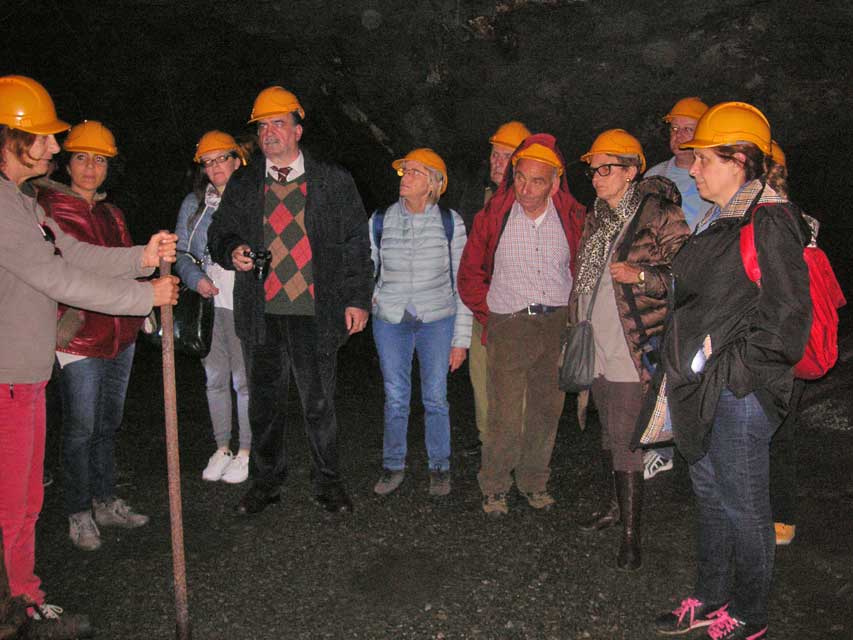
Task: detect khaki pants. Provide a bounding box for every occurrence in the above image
[478,309,566,496]
[468,319,489,440]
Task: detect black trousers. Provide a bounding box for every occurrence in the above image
[769,378,805,524]
[243,314,340,493]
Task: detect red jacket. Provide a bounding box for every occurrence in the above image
[37,183,143,358]
[457,134,586,334]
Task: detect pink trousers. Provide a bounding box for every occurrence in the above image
[0,381,46,605]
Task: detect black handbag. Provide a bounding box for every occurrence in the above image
[146,252,215,358]
[558,271,602,393]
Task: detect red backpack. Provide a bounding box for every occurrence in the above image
[740,208,846,379]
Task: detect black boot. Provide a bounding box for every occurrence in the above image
[578,451,620,533]
[615,470,643,571]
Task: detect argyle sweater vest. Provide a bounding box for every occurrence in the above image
[262,173,315,315]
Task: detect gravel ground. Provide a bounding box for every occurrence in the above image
[35,314,853,639]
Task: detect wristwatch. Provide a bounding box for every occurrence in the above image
[637,270,645,285]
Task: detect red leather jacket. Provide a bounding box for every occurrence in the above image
[37,183,143,358]
[457,134,586,336]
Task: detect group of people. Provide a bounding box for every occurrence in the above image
[0,73,815,640]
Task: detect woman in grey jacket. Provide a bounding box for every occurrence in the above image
[371,149,472,498]
[174,131,251,484]
[0,74,178,635]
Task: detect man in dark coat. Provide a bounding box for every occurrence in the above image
[208,86,373,515]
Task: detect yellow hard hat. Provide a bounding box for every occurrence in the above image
[664,97,709,123]
[680,102,772,155]
[193,130,243,163]
[392,148,448,194]
[769,139,786,168]
[63,120,117,157]
[580,128,646,173]
[513,142,565,175]
[0,75,69,135]
[489,121,531,150]
[248,86,305,123]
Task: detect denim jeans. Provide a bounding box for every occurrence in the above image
[203,308,251,450]
[689,389,778,627]
[243,314,341,493]
[60,344,135,515]
[372,315,454,472]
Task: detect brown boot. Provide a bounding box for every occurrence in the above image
[615,470,643,571]
[578,451,621,533]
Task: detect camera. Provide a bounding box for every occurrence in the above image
[243,249,272,282]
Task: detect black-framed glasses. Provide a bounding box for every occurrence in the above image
[200,152,238,168]
[585,164,628,179]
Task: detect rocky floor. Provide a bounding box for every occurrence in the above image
[34,312,853,639]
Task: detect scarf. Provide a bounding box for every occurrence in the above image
[573,183,641,295]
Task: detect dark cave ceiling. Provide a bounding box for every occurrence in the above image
[3,0,852,232]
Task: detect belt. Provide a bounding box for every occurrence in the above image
[513,304,564,316]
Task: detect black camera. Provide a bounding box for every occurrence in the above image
[243,249,272,282]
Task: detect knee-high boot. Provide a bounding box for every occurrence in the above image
[578,450,620,533]
[615,470,643,571]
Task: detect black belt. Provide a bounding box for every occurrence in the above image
[514,304,564,316]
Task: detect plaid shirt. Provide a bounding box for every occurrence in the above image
[486,199,572,313]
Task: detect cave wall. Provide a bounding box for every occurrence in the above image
[3,0,852,239]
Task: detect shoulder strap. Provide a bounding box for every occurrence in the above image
[372,206,387,282]
[439,206,455,293]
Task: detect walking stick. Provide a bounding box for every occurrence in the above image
[159,259,192,640]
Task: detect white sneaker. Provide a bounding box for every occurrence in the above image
[644,450,674,480]
[93,497,149,528]
[69,511,101,551]
[202,449,233,481]
[221,454,249,484]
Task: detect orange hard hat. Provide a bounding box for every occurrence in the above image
[392,148,448,194]
[580,128,646,173]
[248,86,305,123]
[663,97,709,123]
[193,130,244,163]
[63,120,118,157]
[680,101,772,155]
[489,121,531,150]
[0,75,69,135]
[769,139,786,168]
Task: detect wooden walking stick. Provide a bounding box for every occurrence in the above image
[159,260,192,640]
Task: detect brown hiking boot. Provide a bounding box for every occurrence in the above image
[482,493,508,517]
[521,491,556,511]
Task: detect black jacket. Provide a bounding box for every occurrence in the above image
[663,181,811,462]
[207,151,373,354]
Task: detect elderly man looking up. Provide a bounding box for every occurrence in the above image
[458,134,585,517]
[457,120,531,458]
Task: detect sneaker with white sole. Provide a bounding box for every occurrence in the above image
[68,511,101,551]
[93,497,149,528]
[28,603,94,639]
[644,450,674,480]
[221,454,250,484]
[202,449,234,481]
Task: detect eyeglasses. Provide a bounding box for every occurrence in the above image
[585,164,628,179]
[396,167,429,179]
[201,152,238,168]
[669,124,696,137]
[40,223,61,256]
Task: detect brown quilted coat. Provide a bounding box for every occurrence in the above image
[569,176,691,385]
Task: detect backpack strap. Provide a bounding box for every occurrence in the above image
[371,206,387,282]
[439,205,455,294]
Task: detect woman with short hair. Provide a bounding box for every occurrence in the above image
[370,148,471,497]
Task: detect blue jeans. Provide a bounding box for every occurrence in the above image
[60,344,135,515]
[372,315,454,472]
[689,389,778,627]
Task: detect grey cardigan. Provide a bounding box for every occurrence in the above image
[0,177,153,383]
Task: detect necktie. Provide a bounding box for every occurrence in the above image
[271,165,292,182]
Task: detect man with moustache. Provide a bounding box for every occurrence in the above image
[458,133,585,516]
[208,86,373,515]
